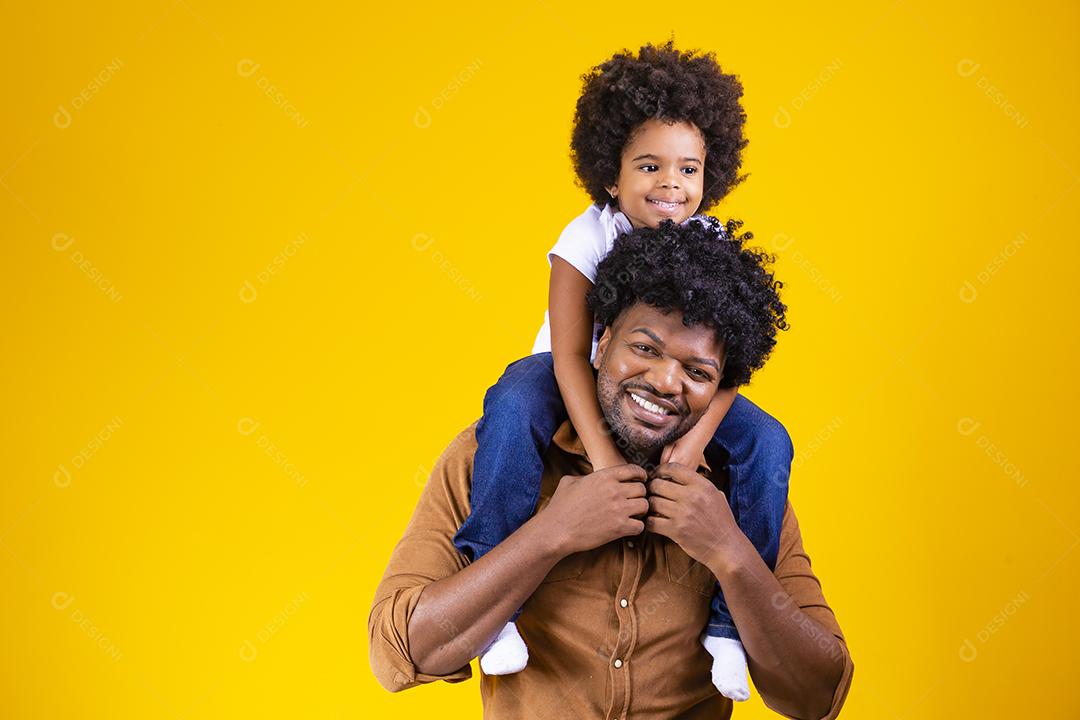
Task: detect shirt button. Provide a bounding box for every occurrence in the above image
[627,540,635,548]
[614,659,624,668]
[620,598,628,608]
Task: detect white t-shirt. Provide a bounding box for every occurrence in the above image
[531,203,707,360]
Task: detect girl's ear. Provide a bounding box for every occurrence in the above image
[607,184,618,198]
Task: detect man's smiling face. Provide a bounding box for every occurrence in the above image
[592,302,725,464]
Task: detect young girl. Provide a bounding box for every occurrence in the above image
[452,41,793,703]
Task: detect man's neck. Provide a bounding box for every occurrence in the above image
[613,439,662,471]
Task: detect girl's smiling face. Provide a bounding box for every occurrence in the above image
[607,118,706,229]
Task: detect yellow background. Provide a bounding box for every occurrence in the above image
[3,1,1078,717]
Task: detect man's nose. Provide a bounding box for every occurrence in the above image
[644,358,681,397]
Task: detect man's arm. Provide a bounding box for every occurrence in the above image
[406,511,565,676]
[369,423,649,690]
[646,463,853,720]
[409,460,650,675]
[706,513,848,719]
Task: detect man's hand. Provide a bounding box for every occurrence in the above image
[539,464,649,556]
[646,462,847,719]
[645,462,740,571]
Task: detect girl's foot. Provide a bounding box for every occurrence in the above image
[479,621,529,675]
[702,635,750,701]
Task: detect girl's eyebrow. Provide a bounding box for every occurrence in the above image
[630,153,702,164]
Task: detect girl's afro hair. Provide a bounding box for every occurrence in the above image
[571,40,748,213]
[587,217,787,388]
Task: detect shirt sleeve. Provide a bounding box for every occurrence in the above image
[547,205,608,283]
[765,500,855,720]
[368,423,479,692]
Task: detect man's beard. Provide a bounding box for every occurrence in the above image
[595,367,696,467]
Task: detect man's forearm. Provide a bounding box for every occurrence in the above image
[707,537,845,720]
[407,512,566,676]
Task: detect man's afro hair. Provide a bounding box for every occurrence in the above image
[587,218,787,388]
[571,40,748,213]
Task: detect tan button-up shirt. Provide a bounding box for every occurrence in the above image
[369,419,854,719]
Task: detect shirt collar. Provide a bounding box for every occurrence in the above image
[599,202,634,242]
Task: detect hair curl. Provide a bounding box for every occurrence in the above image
[587,218,787,388]
[570,40,748,213]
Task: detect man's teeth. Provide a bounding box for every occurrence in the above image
[630,393,672,416]
[650,199,679,210]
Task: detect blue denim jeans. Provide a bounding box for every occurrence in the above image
[452,352,792,638]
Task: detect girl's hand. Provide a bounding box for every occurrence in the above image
[661,387,738,469]
[661,435,710,470]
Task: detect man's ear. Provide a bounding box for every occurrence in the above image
[593,327,612,370]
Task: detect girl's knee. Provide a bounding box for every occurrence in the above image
[729,397,793,464]
[756,416,794,467]
[484,354,561,428]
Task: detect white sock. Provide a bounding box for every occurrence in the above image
[479,621,529,675]
[702,635,750,702]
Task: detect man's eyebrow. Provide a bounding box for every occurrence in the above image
[630,327,665,346]
[689,356,721,372]
[629,327,721,371]
[629,153,702,164]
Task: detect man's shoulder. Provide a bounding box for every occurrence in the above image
[435,420,479,469]
[430,418,584,496]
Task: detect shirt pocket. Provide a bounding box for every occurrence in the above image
[663,542,717,598]
[540,550,587,583]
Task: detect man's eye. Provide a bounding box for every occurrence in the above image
[634,344,654,353]
[687,367,709,380]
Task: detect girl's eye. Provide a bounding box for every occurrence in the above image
[639,164,658,172]
[682,167,698,175]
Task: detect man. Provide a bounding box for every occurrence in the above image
[369,219,854,719]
